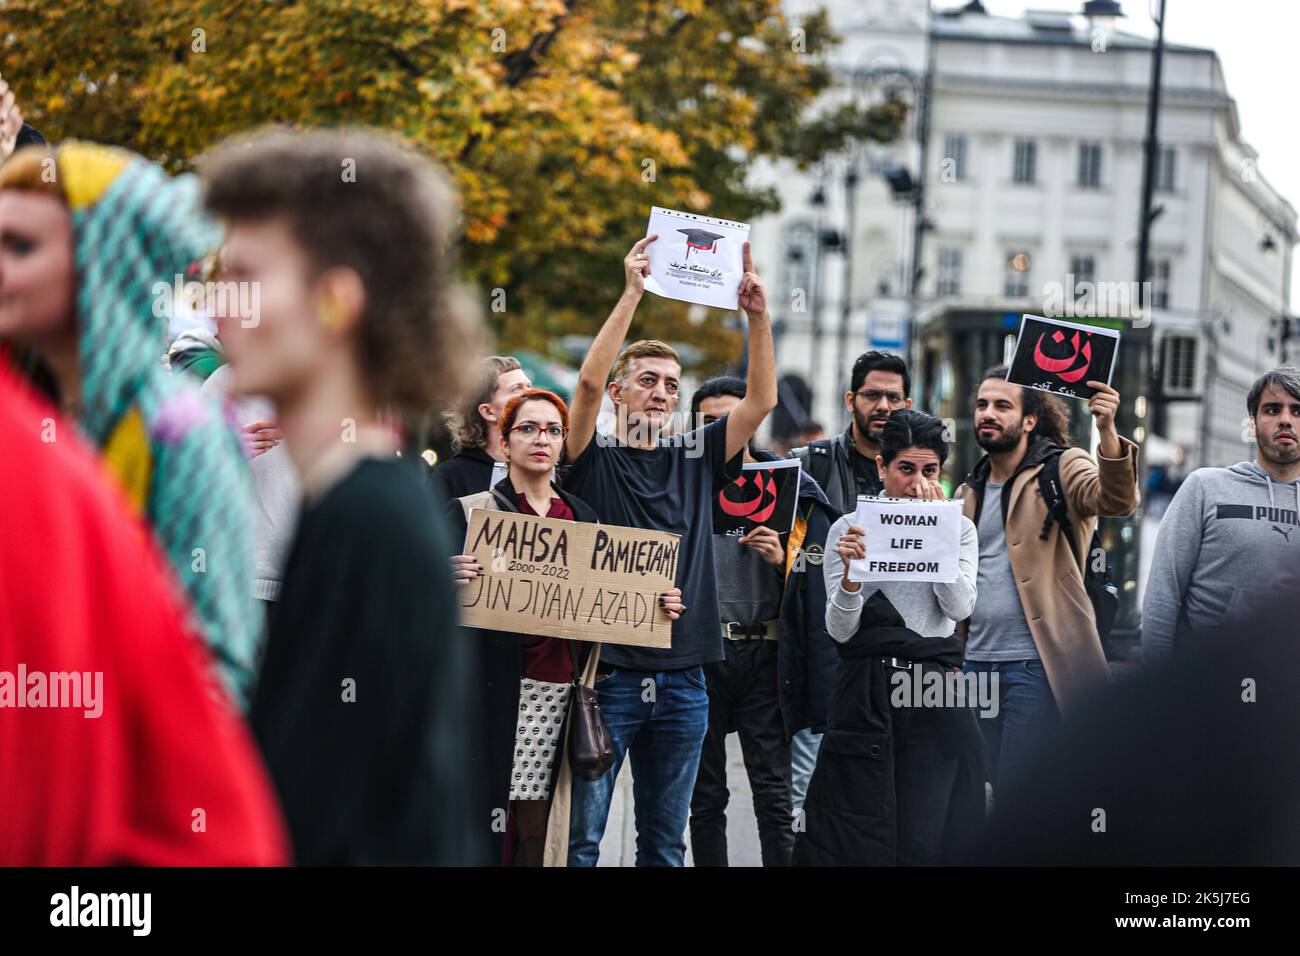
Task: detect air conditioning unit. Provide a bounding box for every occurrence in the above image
[1161,335,1200,397]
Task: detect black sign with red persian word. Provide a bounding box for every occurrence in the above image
[1007,314,1121,401]
[712,458,801,536]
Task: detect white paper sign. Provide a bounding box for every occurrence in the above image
[849,497,963,583]
[643,206,751,311]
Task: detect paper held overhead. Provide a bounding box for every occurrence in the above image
[1007,314,1121,402]
[642,206,750,311]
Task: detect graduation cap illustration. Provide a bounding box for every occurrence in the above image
[678,227,725,259]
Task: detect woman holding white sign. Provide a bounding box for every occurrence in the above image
[794,409,983,867]
[445,389,685,867]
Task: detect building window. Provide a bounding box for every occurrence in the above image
[1077,142,1102,188]
[1013,139,1037,184]
[1149,258,1171,309]
[1163,335,1198,395]
[1155,147,1176,192]
[1005,251,1031,298]
[1070,254,1096,300]
[943,134,967,181]
[937,248,962,296]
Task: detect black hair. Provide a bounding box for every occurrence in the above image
[691,375,747,420]
[978,365,1072,448]
[1247,366,1300,418]
[850,350,910,397]
[879,409,950,467]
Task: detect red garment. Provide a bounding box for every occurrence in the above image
[515,495,577,683]
[0,364,288,865]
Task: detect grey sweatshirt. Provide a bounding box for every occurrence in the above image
[201,365,301,601]
[824,510,979,642]
[1142,460,1300,663]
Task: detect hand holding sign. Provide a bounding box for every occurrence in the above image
[450,553,481,587]
[738,525,784,568]
[1086,380,1120,432]
[737,241,767,319]
[837,524,868,589]
[624,234,657,296]
[659,587,686,621]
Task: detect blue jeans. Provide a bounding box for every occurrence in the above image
[567,666,710,867]
[961,659,1059,804]
[789,728,823,813]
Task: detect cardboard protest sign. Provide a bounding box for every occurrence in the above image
[1007,314,1120,401]
[712,458,801,536]
[459,510,678,647]
[848,498,963,584]
[643,206,751,311]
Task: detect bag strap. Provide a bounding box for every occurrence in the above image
[567,642,602,688]
[1036,452,1105,578]
[580,643,602,688]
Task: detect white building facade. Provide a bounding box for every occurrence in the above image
[750,0,1296,475]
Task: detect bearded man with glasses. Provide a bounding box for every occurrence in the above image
[792,351,913,518]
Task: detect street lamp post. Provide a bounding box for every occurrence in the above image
[1130,0,1165,316]
[838,160,860,394]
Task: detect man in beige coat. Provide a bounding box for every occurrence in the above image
[954,365,1139,801]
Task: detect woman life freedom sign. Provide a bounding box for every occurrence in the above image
[848,497,963,584]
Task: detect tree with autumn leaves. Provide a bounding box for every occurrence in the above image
[1,0,904,371]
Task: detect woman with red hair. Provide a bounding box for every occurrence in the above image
[445,389,685,866]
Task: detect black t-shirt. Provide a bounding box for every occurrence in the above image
[252,458,488,865]
[563,417,740,670]
[428,447,497,504]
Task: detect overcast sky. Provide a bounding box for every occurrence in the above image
[971,0,1300,309]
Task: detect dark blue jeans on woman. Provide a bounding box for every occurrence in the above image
[567,666,710,867]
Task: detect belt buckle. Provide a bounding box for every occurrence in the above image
[725,622,742,641]
[885,657,912,670]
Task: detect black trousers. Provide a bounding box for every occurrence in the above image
[689,638,794,866]
[888,676,963,866]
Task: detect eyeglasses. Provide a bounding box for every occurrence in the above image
[510,423,567,440]
[854,389,906,405]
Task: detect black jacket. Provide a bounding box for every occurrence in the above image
[793,590,985,866]
[429,447,497,505]
[442,477,598,863]
[791,424,882,519]
[962,434,1063,527]
[751,450,841,737]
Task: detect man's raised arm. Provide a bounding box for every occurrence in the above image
[725,241,778,461]
[566,235,657,461]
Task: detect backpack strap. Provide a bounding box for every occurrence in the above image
[792,439,834,496]
[1036,452,1078,554]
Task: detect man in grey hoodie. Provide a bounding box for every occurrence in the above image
[1142,367,1300,662]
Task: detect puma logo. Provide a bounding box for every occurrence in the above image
[1272,525,1293,542]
